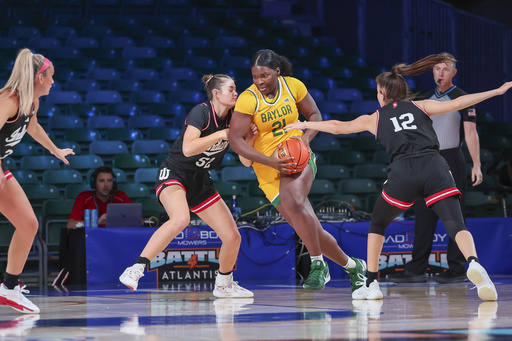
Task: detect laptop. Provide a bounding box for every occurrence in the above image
[106,203,143,227]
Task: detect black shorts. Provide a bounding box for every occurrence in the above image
[155,158,221,214]
[382,151,461,209]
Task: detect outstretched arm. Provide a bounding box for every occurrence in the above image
[284,113,377,136]
[418,81,512,116]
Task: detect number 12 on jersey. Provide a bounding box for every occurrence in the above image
[390,113,417,132]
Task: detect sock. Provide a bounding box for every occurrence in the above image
[468,256,479,264]
[310,255,325,265]
[343,257,356,269]
[3,272,20,290]
[219,270,232,276]
[216,272,232,286]
[366,271,378,287]
[136,257,150,267]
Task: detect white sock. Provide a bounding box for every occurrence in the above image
[216,272,232,286]
[343,257,356,269]
[310,255,325,265]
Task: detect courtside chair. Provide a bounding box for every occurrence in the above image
[350,100,380,114]
[66,154,104,171]
[43,199,75,254]
[10,170,39,185]
[131,140,170,156]
[87,115,125,130]
[105,128,144,142]
[85,90,123,104]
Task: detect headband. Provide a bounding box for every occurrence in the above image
[37,57,52,75]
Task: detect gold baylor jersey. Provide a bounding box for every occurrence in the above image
[235,76,307,156]
[234,76,308,186]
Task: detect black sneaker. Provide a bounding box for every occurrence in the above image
[387,271,428,283]
[435,271,467,284]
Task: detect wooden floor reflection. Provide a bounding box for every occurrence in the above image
[0,277,511,340]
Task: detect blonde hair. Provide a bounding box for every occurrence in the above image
[0,48,47,115]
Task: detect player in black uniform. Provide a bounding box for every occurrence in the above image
[120,74,254,298]
[0,49,74,313]
[389,52,482,284]
[285,54,512,301]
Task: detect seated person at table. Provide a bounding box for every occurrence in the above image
[67,166,131,228]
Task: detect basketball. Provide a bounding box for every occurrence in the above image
[277,139,311,173]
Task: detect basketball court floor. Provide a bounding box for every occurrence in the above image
[1,277,511,340]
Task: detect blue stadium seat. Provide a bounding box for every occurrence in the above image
[317,101,348,115]
[134,168,158,185]
[69,103,98,119]
[130,90,165,104]
[128,115,165,130]
[169,90,205,105]
[47,115,84,131]
[185,56,217,71]
[28,37,61,49]
[89,140,129,157]
[306,77,337,91]
[131,139,170,156]
[65,37,100,48]
[147,79,180,93]
[109,79,140,98]
[113,154,152,175]
[117,183,150,199]
[142,36,175,49]
[107,103,142,117]
[148,127,182,141]
[67,154,104,170]
[124,68,159,81]
[221,166,257,182]
[45,26,78,40]
[65,79,100,94]
[178,36,211,48]
[327,88,363,102]
[214,36,247,48]
[105,128,143,142]
[12,142,38,157]
[82,25,114,39]
[42,169,83,187]
[87,115,125,130]
[11,170,39,185]
[87,68,120,81]
[20,156,61,172]
[122,46,157,59]
[8,27,42,39]
[85,90,123,104]
[45,91,83,104]
[65,128,101,148]
[64,184,91,200]
[350,100,380,114]
[163,67,197,81]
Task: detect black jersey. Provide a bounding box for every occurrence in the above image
[376,101,439,162]
[0,93,34,159]
[167,101,230,171]
[418,86,476,150]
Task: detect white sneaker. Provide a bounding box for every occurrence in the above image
[352,279,383,300]
[466,261,497,301]
[213,274,254,298]
[0,284,40,314]
[119,263,145,291]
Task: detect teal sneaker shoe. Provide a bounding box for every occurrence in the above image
[303,260,331,290]
[345,257,367,292]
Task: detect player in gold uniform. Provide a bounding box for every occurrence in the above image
[230,49,365,291]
